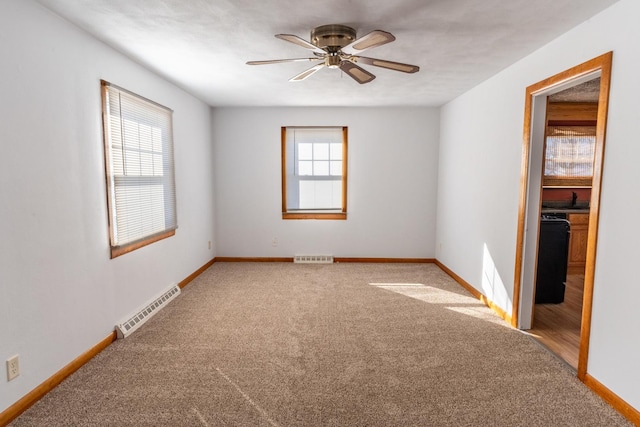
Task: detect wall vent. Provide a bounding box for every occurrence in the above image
[115,284,180,339]
[294,255,334,264]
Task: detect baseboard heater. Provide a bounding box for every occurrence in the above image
[115,284,180,339]
[294,255,334,264]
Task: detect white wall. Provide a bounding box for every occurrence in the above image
[437,0,639,411]
[0,0,215,413]
[212,107,439,258]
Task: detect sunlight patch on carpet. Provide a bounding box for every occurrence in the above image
[370,283,476,304]
[370,282,505,325]
[444,306,506,325]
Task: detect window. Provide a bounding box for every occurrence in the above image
[543,126,595,187]
[282,127,347,220]
[101,81,177,258]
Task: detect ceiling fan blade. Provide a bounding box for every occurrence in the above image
[290,63,325,82]
[275,34,326,55]
[247,58,321,65]
[338,61,376,84]
[351,56,419,73]
[341,30,395,55]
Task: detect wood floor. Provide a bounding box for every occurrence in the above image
[528,274,584,369]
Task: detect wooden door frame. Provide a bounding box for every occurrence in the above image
[511,52,613,379]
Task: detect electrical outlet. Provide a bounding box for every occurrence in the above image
[7,355,19,381]
[208,240,212,250]
[272,237,278,247]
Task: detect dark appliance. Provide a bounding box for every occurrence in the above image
[535,217,570,304]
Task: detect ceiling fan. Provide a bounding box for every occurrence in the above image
[246,24,420,84]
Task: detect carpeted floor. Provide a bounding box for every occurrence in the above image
[11,263,631,426]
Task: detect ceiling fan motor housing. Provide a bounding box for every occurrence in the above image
[311,24,356,50]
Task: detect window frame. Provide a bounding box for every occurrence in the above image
[543,102,597,187]
[281,126,348,220]
[101,80,178,258]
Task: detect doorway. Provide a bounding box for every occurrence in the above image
[529,79,599,369]
[511,52,612,380]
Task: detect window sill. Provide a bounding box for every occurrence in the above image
[282,212,347,220]
[543,177,592,187]
[110,229,175,258]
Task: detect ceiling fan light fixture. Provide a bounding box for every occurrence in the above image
[326,55,341,69]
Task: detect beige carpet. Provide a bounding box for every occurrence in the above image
[11,263,631,426]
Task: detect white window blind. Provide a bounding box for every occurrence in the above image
[284,127,346,213]
[101,81,177,256]
[545,126,596,178]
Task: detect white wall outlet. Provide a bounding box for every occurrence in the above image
[208,240,212,250]
[272,237,278,247]
[7,355,19,381]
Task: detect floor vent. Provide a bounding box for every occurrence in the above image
[294,255,334,264]
[116,284,180,339]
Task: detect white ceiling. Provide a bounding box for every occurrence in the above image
[34,0,619,107]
